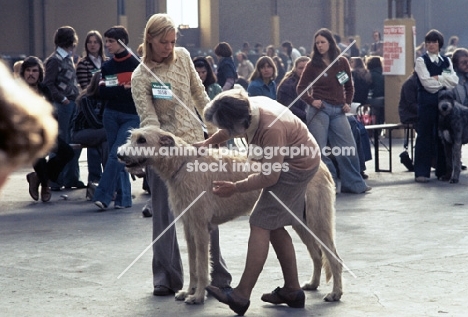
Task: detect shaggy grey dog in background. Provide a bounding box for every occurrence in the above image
[438,89,468,183]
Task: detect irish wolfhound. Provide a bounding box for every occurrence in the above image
[118,126,342,304]
[438,89,468,183]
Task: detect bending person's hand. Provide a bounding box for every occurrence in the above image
[212,181,238,197]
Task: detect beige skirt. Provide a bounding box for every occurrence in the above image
[249,166,318,230]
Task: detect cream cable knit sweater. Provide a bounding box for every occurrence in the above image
[132,47,214,144]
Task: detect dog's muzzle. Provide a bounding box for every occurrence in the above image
[116,149,148,168]
[438,101,452,116]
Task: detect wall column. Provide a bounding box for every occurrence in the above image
[199,0,219,50]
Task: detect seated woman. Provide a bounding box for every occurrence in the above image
[247,56,277,99]
[71,71,108,198]
[366,56,385,125]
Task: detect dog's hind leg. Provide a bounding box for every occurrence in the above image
[293,223,323,291]
[314,230,343,302]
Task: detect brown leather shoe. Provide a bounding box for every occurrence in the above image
[261,287,305,308]
[41,185,52,202]
[26,172,40,201]
[206,285,250,316]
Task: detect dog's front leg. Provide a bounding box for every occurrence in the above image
[184,226,210,304]
[175,224,198,301]
[450,138,463,183]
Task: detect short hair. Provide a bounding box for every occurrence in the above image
[366,56,382,70]
[142,14,177,65]
[236,52,248,61]
[84,30,105,60]
[193,56,217,87]
[448,35,459,45]
[425,29,444,50]
[204,89,251,131]
[20,56,44,83]
[104,26,129,46]
[373,30,381,40]
[13,60,23,78]
[54,26,78,49]
[265,45,276,57]
[452,48,468,72]
[249,56,277,81]
[0,60,57,186]
[214,42,233,58]
[351,56,365,69]
[281,41,293,55]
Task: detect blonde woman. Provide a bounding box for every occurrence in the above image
[131,13,231,296]
[277,56,310,122]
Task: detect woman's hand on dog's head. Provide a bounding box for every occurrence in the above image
[212,181,238,197]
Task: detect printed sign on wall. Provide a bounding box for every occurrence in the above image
[383,25,406,75]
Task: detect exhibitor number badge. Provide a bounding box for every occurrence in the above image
[152,83,172,99]
[336,71,349,85]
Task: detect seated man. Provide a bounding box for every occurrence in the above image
[0,60,57,190]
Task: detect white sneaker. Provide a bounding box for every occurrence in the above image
[95,201,107,210]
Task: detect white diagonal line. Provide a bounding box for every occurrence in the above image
[117,191,206,279]
[118,40,206,129]
[268,40,356,127]
[268,191,356,278]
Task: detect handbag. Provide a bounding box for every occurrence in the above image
[356,105,376,126]
[399,126,414,171]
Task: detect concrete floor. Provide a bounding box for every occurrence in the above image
[1,139,467,317]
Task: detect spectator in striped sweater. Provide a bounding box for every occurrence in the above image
[76,30,109,185]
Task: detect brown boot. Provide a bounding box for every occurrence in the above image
[26,172,40,201]
[261,287,305,308]
[41,185,52,202]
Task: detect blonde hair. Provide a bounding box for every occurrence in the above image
[142,13,177,65]
[0,60,57,187]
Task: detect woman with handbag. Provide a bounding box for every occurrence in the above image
[71,71,108,198]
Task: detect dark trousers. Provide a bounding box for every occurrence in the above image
[147,168,232,292]
[34,137,74,186]
[414,93,446,178]
[72,128,108,183]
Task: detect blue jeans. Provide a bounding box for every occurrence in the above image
[53,101,82,187]
[307,102,368,193]
[93,109,140,207]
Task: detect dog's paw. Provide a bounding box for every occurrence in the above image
[442,130,452,143]
[449,178,459,184]
[184,294,205,305]
[323,291,342,302]
[301,282,319,291]
[175,290,189,301]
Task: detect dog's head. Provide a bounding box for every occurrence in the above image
[438,89,455,116]
[117,126,187,173]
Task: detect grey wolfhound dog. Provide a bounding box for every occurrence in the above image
[118,126,342,304]
[438,89,468,183]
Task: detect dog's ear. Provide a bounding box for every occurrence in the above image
[159,135,175,147]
